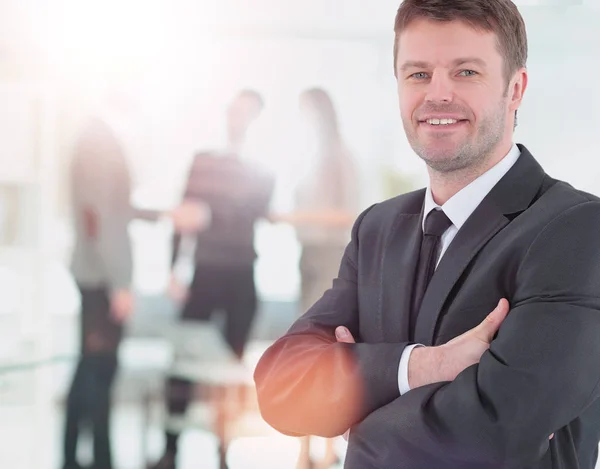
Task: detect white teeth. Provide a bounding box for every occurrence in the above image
[427,118,459,125]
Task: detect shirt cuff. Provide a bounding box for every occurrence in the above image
[398,343,424,395]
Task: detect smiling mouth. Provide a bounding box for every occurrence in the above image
[420,118,468,126]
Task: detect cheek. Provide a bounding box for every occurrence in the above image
[398,106,412,125]
[469,101,495,124]
[455,86,498,118]
[398,91,417,122]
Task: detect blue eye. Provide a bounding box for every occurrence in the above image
[410,72,429,79]
[459,70,477,77]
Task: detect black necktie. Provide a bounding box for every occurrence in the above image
[410,209,453,338]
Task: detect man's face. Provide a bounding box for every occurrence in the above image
[396,18,525,173]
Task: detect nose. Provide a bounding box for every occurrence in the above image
[424,71,454,103]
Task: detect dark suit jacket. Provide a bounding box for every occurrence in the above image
[254,145,600,468]
[171,150,274,268]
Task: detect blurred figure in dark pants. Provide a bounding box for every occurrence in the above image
[151,90,274,469]
[64,94,164,469]
[270,88,360,469]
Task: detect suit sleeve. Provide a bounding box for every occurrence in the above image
[254,204,410,438]
[348,201,600,467]
[171,155,198,268]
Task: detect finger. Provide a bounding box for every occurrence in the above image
[335,326,356,343]
[549,433,554,440]
[474,298,510,342]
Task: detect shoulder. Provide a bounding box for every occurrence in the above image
[351,188,425,240]
[522,181,600,264]
[191,150,218,164]
[535,179,600,230]
[361,188,426,224]
[543,177,599,205]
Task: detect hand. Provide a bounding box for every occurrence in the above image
[170,200,210,233]
[408,299,510,389]
[440,298,510,380]
[335,326,356,344]
[334,310,557,442]
[266,213,280,223]
[267,212,292,224]
[335,326,356,440]
[169,273,189,304]
[110,289,134,323]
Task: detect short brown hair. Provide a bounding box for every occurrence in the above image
[393,0,528,86]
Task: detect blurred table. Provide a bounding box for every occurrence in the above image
[123,320,256,469]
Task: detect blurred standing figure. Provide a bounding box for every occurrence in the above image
[272,88,360,469]
[151,90,274,469]
[64,93,162,469]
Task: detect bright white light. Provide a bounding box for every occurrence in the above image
[47,0,170,95]
[227,436,301,469]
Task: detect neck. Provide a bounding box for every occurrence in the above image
[428,141,513,205]
[227,132,245,153]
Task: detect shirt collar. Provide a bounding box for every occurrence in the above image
[423,143,521,231]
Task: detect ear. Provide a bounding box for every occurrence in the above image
[509,67,528,112]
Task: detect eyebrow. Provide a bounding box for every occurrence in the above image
[399,57,487,73]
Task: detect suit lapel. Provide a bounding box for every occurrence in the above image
[380,192,424,343]
[413,145,547,345]
[413,199,508,344]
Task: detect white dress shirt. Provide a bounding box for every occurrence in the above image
[398,144,521,394]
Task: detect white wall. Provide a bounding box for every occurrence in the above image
[516,7,600,192]
[0,1,598,300]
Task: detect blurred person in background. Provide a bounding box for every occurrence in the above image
[64,90,169,469]
[270,88,360,469]
[150,89,274,469]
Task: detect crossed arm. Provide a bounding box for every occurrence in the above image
[254,202,600,466]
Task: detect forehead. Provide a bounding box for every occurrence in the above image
[397,18,502,67]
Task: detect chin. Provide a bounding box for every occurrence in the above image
[418,144,460,161]
[423,157,471,174]
[416,147,470,173]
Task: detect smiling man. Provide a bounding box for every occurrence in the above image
[254,1,600,468]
